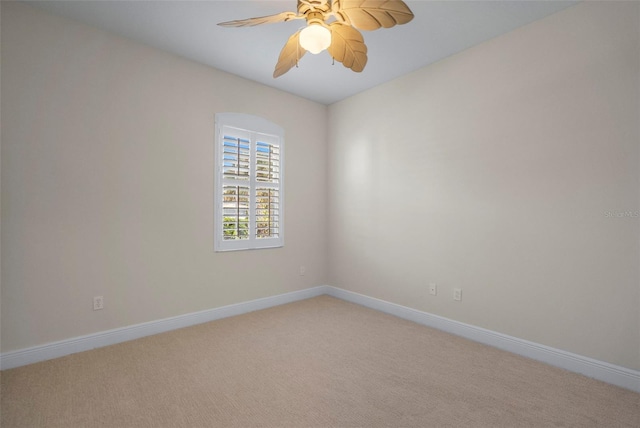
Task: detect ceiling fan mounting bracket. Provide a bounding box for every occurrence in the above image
[306,12,327,25]
[298,0,331,15]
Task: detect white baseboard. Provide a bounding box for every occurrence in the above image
[0,286,328,371]
[2,284,638,394]
[324,286,640,393]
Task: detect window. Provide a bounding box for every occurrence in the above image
[214,113,284,251]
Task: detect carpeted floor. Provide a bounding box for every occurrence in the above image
[1,295,639,427]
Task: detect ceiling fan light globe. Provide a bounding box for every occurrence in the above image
[299,24,331,54]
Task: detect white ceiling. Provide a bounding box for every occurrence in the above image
[28,0,579,105]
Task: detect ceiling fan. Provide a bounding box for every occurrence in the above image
[218,0,414,78]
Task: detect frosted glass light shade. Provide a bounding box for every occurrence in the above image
[299,24,331,54]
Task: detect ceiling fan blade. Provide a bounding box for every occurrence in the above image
[273,31,307,78]
[327,23,368,72]
[218,11,301,27]
[334,0,414,31]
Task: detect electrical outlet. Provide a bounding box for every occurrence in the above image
[93,295,104,311]
[429,283,437,296]
[453,288,462,301]
[299,266,306,276]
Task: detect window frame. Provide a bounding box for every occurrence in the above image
[214,113,284,252]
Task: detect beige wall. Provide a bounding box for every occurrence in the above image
[328,1,639,370]
[1,2,328,352]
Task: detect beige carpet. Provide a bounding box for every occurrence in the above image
[1,295,639,427]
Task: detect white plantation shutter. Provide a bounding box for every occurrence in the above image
[215,113,284,251]
[256,188,279,239]
[255,138,280,240]
[222,185,250,241]
[222,134,250,182]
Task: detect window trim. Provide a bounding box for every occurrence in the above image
[214,113,284,252]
